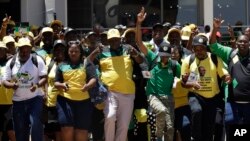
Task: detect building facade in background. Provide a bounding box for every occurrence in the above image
[0,0,250,30]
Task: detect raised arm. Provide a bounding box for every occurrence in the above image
[210,18,223,44]
[0,14,11,40]
[136,7,148,56]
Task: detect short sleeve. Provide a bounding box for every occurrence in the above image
[37,56,47,76]
[3,59,13,81]
[55,65,64,83]
[181,55,191,75]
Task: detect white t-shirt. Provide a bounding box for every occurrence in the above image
[3,54,47,101]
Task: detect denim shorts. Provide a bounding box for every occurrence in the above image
[56,96,93,130]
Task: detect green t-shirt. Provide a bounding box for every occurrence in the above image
[145,50,181,96]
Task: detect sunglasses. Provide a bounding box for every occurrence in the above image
[68,40,81,46]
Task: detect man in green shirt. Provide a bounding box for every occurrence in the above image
[210,18,250,140]
[136,7,181,141]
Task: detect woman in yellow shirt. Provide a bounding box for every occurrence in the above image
[44,39,66,141]
[55,40,96,141]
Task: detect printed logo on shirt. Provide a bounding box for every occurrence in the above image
[15,71,34,88]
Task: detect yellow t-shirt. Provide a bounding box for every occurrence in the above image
[172,78,189,108]
[57,63,90,100]
[100,56,135,94]
[0,66,13,105]
[181,53,228,98]
[46,63,62,107]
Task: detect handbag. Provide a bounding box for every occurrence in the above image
[89,79,108,105]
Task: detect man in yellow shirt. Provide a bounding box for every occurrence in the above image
[89,28,143,141]
[181,35,229,141]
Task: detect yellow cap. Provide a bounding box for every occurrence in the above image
[189,23,197,31]
[50,20,62,27]
[16,38,32,48]
[0,41,7,49]
[3,36,15,44]
[107,28,121,40]
[181,26,192,40]
[41,27,53,34]
[8,20,15,26]
[30,25,39,31]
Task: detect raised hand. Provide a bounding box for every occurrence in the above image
[213,18,224,29]
[137,7,147,24]
[2,14,11,27]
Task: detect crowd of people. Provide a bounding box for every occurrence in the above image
[0,7,250,141]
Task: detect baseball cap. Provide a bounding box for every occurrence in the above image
[189,23,197,31]
[50,20,62,27]
[163,22,171,28]
[3,36,15,44]
[64,27,76,36]
[152,23,163,30]
[53,39,66,48]
[115,24,126,30]
[192,35,208,48]
[7,20,15,26]
[16,37,32,48]
[121,28,135,38]
[181,26,192,40]
[41,27,53,34]
[86,31,97,38]
[158,45,171,57]
[0,41,7,49]
[168,28,181,35]
[107,28,121,40]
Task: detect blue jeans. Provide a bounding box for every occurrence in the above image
[12,96,44,141]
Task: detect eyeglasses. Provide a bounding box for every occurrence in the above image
[68,40,81,46]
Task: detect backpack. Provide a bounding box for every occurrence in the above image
[227,48,250,97]
[47,59,55,74]
[149,55,177,77]
[10,53,38,70]
[188,53,224,95]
